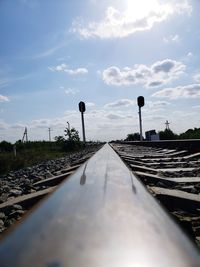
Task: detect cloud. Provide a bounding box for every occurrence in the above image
[106,114,124,120]
[49,63,88,75]
[104,99,135,108]
[10,124,26,129]
[0,95,9,102]
[147,100,170,109]
[152,59,184,73]
[187,52,193,58]
[193,73,200,83]
[192,105,200,109]
[30,118,67,129]
[63,87,80,95]
[102,59,185,87]
[0,75,29,88]
[86,102,95,107]
[33,44,66,59]
[71,0,192,39]
[152,84,200,99]
[0,121,9,130]
[163,34,181,43]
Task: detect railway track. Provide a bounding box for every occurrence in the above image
[111,142,200,248]
[0,142,200,266]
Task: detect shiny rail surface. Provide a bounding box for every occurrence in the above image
[0,144,200,267]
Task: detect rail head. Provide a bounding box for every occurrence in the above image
[0,144,199,267]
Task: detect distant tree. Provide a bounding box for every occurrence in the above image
[159,129,178,140]
[64,127,80,142]
[0,141,13,152]
[125,133,140,141]
[54,135,65,143]
[179,128,200,139]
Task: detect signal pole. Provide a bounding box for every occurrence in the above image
[138,107,142,141]
[67,121,70,131]
[78,101,86,143]
[137,96,145,141]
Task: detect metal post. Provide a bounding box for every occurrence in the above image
[81,112,86,143]
[138,107,143,141]
[25,127,28,142]
[67,121,70,131]
[13,145,17,157]
[48,128,51,142]
[165,120,170,130]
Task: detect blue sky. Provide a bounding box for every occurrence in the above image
[0,0,200,142]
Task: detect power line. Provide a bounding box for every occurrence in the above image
[22,127,28,142]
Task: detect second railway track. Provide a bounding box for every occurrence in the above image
[111,141,200,248]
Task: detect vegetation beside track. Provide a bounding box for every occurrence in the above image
[0,125,103,175]
[0,140,86,175]
[125,127,200,141]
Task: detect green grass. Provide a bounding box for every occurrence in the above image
[0,148,69,175]
[0,141,84,175]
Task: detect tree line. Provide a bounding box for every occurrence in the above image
[0,125,81,153]
[125,127,200,141]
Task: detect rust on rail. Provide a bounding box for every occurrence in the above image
[0,144,199,267]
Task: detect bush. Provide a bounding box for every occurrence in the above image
[125,133,140,141]
[0,141,13,152]
[179,128,200,139]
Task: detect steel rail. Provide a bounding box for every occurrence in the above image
[0,144,199,267]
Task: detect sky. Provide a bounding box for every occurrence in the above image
[0,0,200,142]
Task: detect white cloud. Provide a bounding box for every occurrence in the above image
[33,43,66,59]
[152,84,200,99]
[0,121,9,130]
[63,87,80,95]
[187,52,193,58]
[192,105,200,109]
[163,34,181,43]
[86,102,95,107]
[102,59,185,87]
[71,0,192,39]
[147,100,170,109]
[104,99,135,108]
[0,95,9,102]
[49,63,88,75]
[10,124,26,129]
[0,75,29,88]
[193,73,200,83]
[106,113,124,120]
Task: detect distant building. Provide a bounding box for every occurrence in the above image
[145,130,160,141]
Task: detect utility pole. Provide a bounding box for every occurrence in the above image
[48,128,52,142]
[165,120,170,130]
[137,96,145,141]
[67,121,70,131]
[22,127,28,142]
[13,145,17,157]
[78,101,86,143]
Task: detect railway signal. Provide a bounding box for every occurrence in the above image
[78,101,86,143]
[137,96,145,141]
